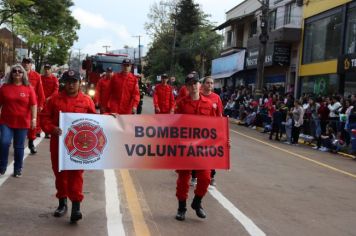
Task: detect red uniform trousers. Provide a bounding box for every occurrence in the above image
[27,111,41,140]
[51,137,84,202]
[176,170,211,201]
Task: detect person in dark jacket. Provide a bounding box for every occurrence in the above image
[269,106,284,141]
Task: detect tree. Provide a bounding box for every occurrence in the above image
[144,0,222,83]
[4,0,79,71]
[0,0,33,26]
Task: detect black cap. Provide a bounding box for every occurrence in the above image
[122,58,132,65]
[161,73,169,78]
[44,63,51,68]
[22,57,33,63]
[106,67,113,72]
[62,69,81,81]
[185,73,199,84]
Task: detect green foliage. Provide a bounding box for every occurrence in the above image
[1,0,79,71]
[144,0,223,83]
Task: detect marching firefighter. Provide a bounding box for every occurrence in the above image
[40,70,96,223]
[153,73,175,114]
[136,74,147,114]
[95,67,113,114]
[41,63,59,138]
[107,59,140,114]
[22,57,45,154]
[174,73,215,221]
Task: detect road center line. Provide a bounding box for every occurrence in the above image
[209,188,266,236]
[0,137,43,187]
[120,169,150,236]
[104,170,126,236]
[231,129,356,179]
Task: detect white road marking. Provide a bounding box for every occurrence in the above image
[104,170,126,236]
[209,187,266,236]
[0,137,43,187]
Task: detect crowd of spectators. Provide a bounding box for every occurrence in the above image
[219,85,356,156]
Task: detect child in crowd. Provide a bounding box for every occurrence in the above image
[282,112,293,144]
[269,106,283,141]
[319,126,338,152]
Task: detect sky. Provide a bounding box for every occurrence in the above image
[71,0,243,56]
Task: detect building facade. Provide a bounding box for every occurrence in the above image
[213,0,303,95]
[299,0,356,97]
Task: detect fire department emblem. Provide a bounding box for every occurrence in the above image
[64,121,107,162]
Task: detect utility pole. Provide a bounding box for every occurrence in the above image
[103,45,111,53]
[255,0,269,99]
[75,48,83,72]
[133,35,142,73]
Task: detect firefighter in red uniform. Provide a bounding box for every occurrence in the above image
[41,63,59,138]
[94,67,113,114]
[22,57,45,154]
[200,76,223,186]
[107,59,140,114]
[153,73,175,114]
[175,73,215,221]
[40,70,96,223]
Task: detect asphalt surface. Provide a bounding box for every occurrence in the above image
[0,96,356,236]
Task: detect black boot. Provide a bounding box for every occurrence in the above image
[70,201,82,223]
[175,200,186,221]
[28,140,37,154]
[54,198,67,217]
[191,195,206,219]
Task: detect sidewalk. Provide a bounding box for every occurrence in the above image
[228,118,356,160]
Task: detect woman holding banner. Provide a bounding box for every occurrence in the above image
[41,70,96,223]
[174,73,215,221]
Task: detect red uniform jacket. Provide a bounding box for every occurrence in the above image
[40,91,96,153]
[28,70,45,108]
[176,86,188,102]
[176,95,215,116]
[201,92,223,117]
[107,72,140,114]
[94,76,111,110]
[41,74,59,99]
[153,83,175,113]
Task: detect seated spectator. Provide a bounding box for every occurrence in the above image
[224,98,235,118]
[319,126,338,152]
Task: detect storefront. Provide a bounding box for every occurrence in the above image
[244,42,291,91]
[338,53,356,96]
[211,50,245,89]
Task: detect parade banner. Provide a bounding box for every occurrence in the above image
[59,113,230,171]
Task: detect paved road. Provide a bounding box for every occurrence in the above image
[0,96,356,236]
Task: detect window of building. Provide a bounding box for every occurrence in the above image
[249,20,257,37]
[284,3,292,25]
[345,6,356,54]
[303,8,343,64]
[269,10,277,31]
[226,30,233,47]
[300,74,339,96]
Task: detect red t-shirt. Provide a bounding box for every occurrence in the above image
[0,84,37,128]
[201,92,223,117]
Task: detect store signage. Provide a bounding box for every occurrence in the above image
[245,43,290,69]
[337,53,356,74]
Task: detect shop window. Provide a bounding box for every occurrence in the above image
[300,74,339,96]
[303,8,343,64]
[344,72,356,97]
[345,7,356,54]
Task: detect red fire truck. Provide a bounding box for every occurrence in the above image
[81,53,131,98]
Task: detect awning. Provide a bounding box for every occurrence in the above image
[213,12,255,31]
[211,71,238,80]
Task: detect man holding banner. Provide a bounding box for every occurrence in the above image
[41,70,96,223]
[174,73,215,221]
